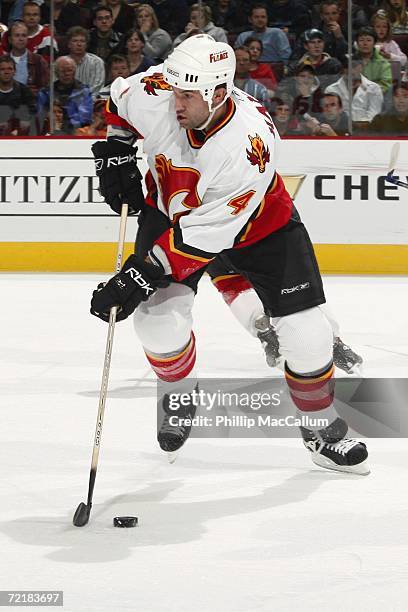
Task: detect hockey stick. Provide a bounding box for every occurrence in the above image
[73,202,129,527]
[385,142,408,189]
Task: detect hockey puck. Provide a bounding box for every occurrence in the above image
[113,516,138,528]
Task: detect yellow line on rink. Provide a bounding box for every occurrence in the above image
[0,242,136,272]
[314,244,408,275]
[0,242,407,274]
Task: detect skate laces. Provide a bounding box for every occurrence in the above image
[326,438,359,455]
[160,414,186,439]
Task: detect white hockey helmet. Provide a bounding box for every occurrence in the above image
[163,34,236,110]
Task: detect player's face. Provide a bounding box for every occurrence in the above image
[23,6,41,27]
[173,87,210,129]
[390,0,402,7]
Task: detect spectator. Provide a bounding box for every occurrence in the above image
[234,46,270,108]
[67,26,105,98]
[268,0,312,37]
[301,0,348,61]
[270,93,307,135]
[0,55,35,135]
[276,62,323,120]
[235,4,292,63]
[325,55,384,125]
[136,4,172,62]
[144,0,189,38]
[88,5,121,62]
[5,21,49,97]
[103,0,135,36]
[337,0,370,33]
[75,98,107,136]
[369,81,408,132]
[372,10,407,67]
[310,91,349,135]
[245,36,278,93]
[0,23,8,37]
[40,0,82,36]
[41,101,73,135]
[115,28,155,75]
[208,0,248,35]
[288,28,342,89]
[37,55,93,130]
[173,3,228,47]
[0,1,58,61]
[97,53,130,99]
[355,26,393,93]
[381,0,408,34]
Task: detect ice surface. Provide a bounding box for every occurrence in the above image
[1,274,408,611]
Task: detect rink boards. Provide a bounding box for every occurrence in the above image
[0,138,407,273]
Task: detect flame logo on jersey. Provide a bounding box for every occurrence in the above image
[141,73,172,96]
[246,134,270,173]
[155,154,202,214]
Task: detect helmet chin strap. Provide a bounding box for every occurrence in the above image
[195,94,227,131]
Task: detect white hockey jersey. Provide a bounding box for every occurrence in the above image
[107,66,293,281]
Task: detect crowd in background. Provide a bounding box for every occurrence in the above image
[0,0,407,137]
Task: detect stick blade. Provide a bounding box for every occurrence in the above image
[387,142,400,174]
[73,502,91,527]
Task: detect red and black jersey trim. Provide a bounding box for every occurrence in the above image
[232,173,293,248]
[187,97,236,149]
[144,169,158,208]
[171,223,217,260]
[155,223,217,281]
[105,96,143,137]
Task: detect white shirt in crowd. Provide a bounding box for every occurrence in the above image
[325,74,384,122]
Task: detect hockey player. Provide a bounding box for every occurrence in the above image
[90,34,369,475]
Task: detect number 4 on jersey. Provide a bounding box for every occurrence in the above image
[227,190,255,215]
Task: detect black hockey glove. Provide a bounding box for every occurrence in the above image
[90,254,169,322]
[91,140,145,215]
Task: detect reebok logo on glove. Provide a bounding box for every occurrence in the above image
[124,267,155,296]
[95,153,137,172]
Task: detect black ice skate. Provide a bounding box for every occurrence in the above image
[301,418,369,475]
[254,315,280,368]
[256,316,363,375]
[157,392,197,463]
[333,337,363,374]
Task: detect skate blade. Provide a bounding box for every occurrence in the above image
[347,363,363,377]
[167,451,178,464]
[311,454,370,475]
